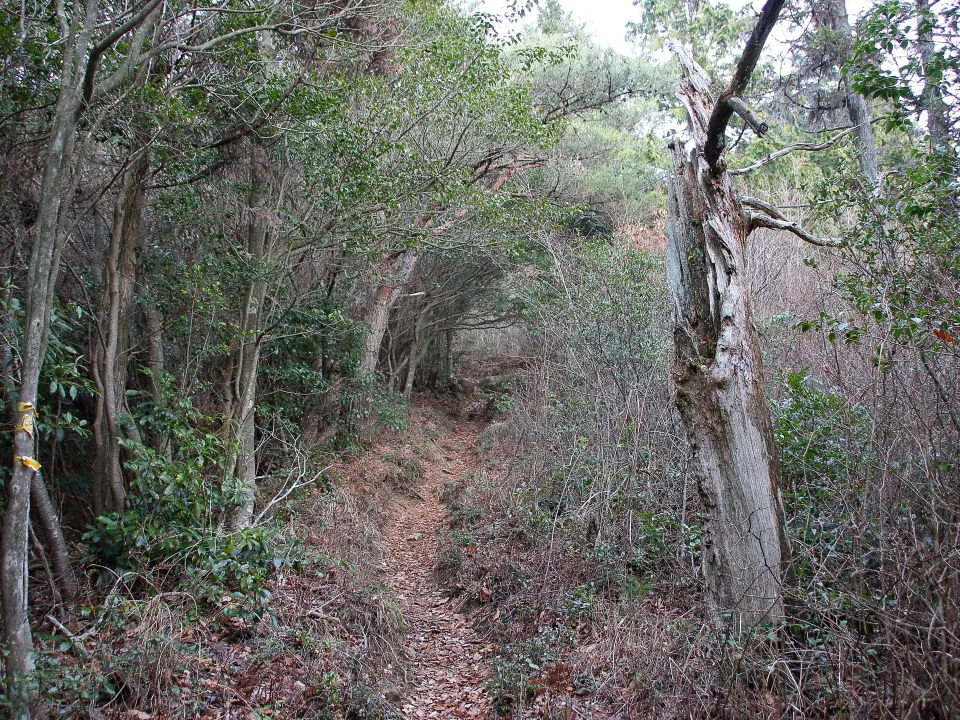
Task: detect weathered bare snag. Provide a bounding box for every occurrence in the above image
[665,0,792,626]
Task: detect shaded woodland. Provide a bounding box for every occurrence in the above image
[0,0,958,717]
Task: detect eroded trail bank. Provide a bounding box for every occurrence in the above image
[385,419,494,719]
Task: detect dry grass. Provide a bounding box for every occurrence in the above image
[436,446,733,719]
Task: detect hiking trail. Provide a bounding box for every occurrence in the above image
[384,418,495,719]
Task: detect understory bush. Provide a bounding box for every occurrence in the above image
[84,377,296,619]
[334,374,411,449]
[510,239,693,599]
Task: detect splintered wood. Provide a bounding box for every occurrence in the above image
[385,424,494,719]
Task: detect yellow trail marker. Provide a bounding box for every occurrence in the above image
[15,455,41,471]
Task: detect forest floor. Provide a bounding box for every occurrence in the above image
[48,391,624,719]
[384,415,496,718]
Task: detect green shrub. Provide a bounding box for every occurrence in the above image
[773,369,871,497]
[334,374,410,449]
[84,376,294,618]
[773,370,874,595]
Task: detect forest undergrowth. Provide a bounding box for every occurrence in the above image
[3,0,959,717]
[28,394,504,719]
[29,414,416,718]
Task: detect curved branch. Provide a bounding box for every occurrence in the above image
[740,194,789,220]
[730,126,858,176]
[727,97,769,137]
[747,210,842,247]
[79,0,164,115]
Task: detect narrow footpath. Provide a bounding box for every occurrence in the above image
[384,420,495,719]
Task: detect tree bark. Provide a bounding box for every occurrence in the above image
[91,140,149,515]
[359,250,418,375]
[224,144,275,531]
[2,0,98,709]
[30,474,78,601]
[402,299,436,398]
[665,0,792,626]
[224,282,265,530]
[402,327,424,399]
[140,286,172,459]
[916,0,951,151]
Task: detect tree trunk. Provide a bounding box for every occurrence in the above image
[91,141,149,515]
[359,250,418,375]
[2,0,97,709]
[916,0,951,151]
[665,2,792,626]
[140,286,172,459]
[402,346,419,398]
[30,474,78,601]
[813,0,880,184]
[225,284,264,531]
[224,144,274,531]
[843,83,879,185]
[142,295,166,389]
[403,305,432,398]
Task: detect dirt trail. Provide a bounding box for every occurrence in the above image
[385,419,494,719]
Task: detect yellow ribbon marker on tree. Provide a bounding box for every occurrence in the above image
[15,455,41,471]
[14,401,36,438]
[13,403,40,469]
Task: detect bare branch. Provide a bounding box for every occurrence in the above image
[730,126,858,175]
[703,0,785,168]
[740,195,788,220]
[727,97,768,137]
[747,210,842,247]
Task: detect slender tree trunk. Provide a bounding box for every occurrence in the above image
[140,286,172,459]
[444,329,453,384]
[666,1,792,626]
[30,474,78,601]
[402,345,419,398]
[225,283,264,530]
[403,307,432,398]
[359,250,418,375]
[2,0,97,709]
[224,144,274,531]
[91,141,149,514]
[142,295,166,388]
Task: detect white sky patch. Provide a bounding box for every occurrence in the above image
[473,0,640,55]
[472,0,875,56]
[539,0,640,55]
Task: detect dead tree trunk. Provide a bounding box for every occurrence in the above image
[666,0,792,626]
